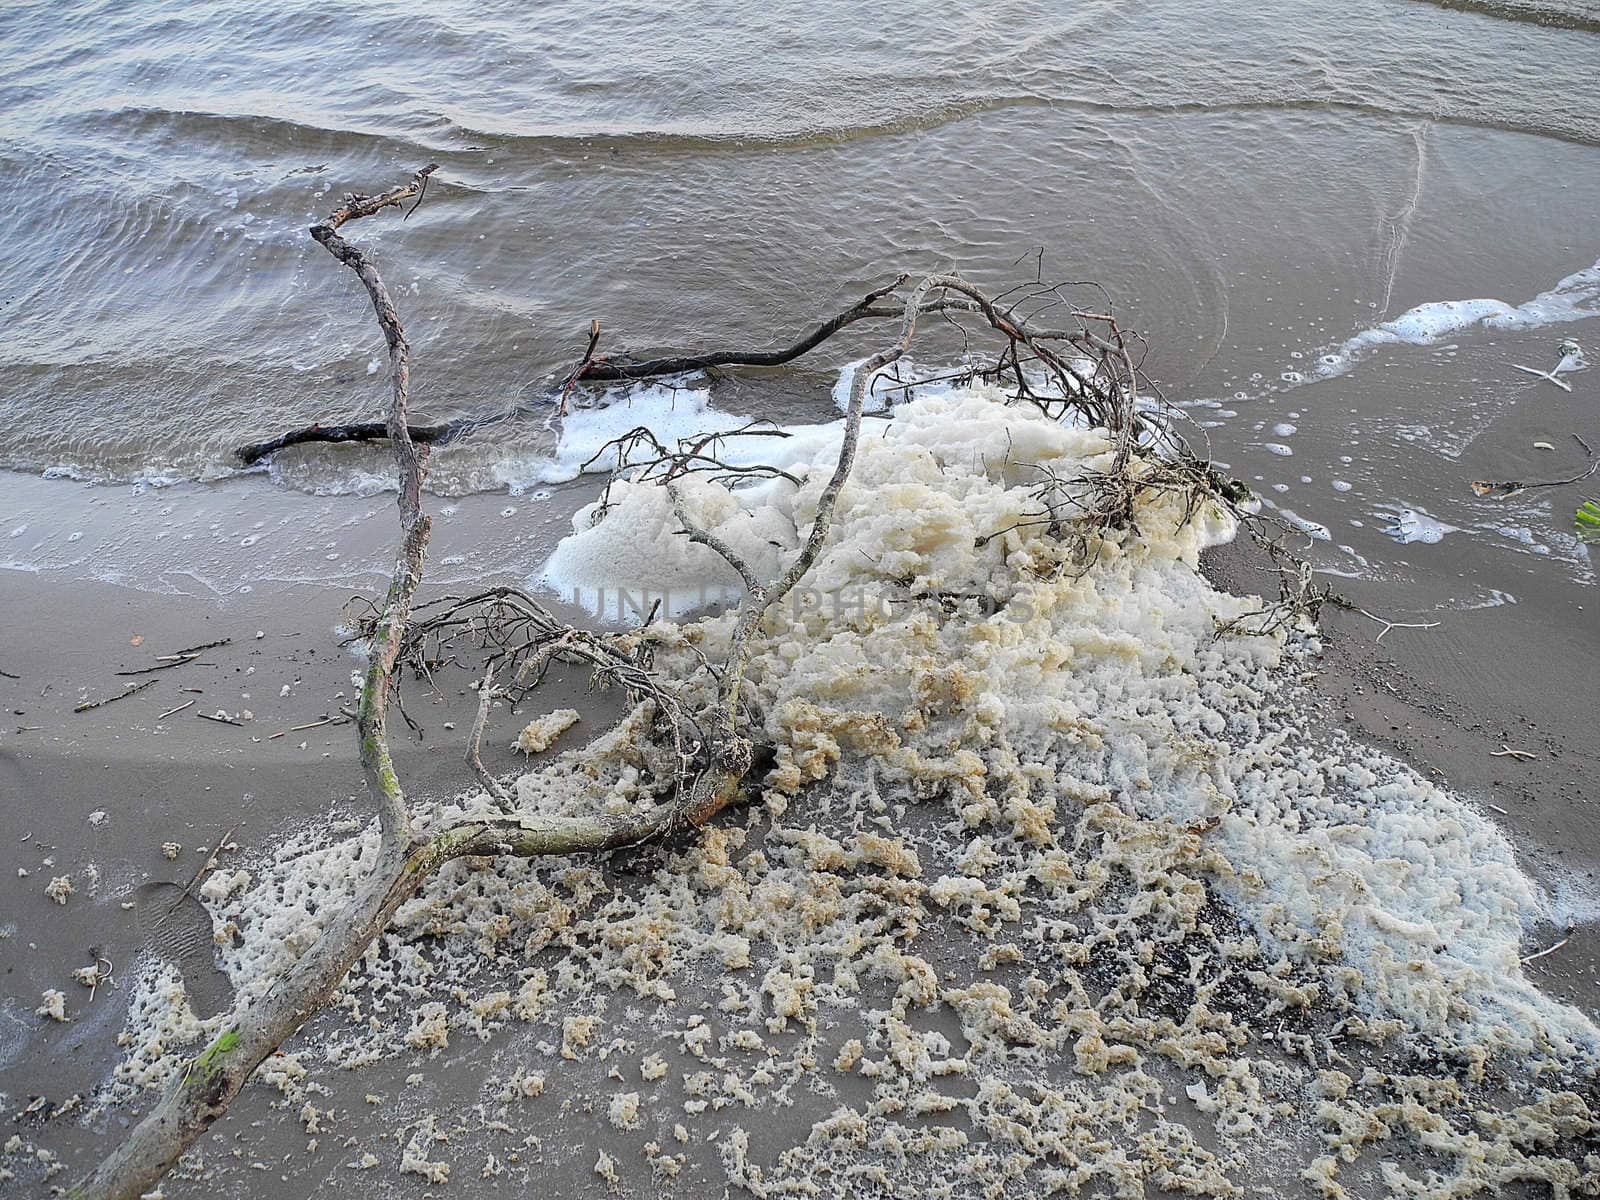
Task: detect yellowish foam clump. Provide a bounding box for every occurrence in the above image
[513,709,581,754]
[399,1117,450,1184]
[607,1091,641,1129]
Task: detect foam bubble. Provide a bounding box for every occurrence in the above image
[1379,505,1456,545]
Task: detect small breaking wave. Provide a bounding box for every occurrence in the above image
[1308,255,1600,379]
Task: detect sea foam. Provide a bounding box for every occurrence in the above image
[111,383,1598,1197]
[1314,255,1600,379]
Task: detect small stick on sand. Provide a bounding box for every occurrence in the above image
[164,638,232,658]
[196,711,242,727]
[1521,934,1572,965]
[156,700,195,720]
[1490,744,1538,761]
[117,638,232,677]
[75,679,157,713]
[0,667,20,680]
[169,820,245,912]
[116,656,202,677]
[291,717,336,732]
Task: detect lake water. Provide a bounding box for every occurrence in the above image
[1,0,1597,629]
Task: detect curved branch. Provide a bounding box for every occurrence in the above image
[668,481,764,595]
[674,276,937,828]
[234,417,467,467]
[1470,434,1598,498]
[78,164,437,1200]
[467,663,515,812]
[577,275,910,380]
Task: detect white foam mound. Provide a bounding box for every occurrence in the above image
[528,383,747,485]
[117,384,1598,1197]
[540,470,795,620]
[1315,255,1600,378]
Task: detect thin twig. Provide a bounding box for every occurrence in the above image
[75,679,157,713]
[165,638,232,658]
[1521,934,1571,965]
[1471,435,1598,498]
[117,639,232,676]
[156,700,195,720]
[558,319,603,415]
[169,821,244,913]
[1327,596,1441,643]
[466,663,515,813]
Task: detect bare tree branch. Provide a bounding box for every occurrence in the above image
[576,275,910,380]
[466,661,515,812]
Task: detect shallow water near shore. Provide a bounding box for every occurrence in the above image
[2,0,1600,1195]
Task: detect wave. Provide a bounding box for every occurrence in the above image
[54,90,1600,165]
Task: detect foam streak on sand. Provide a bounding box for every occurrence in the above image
[1315,255,1600,378]
[117,386,1598,1196]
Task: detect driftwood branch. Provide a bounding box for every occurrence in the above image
[78,175,889,1200]
[234,417,467,466]
[230,272,1154,463]
[229,280,910,464]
